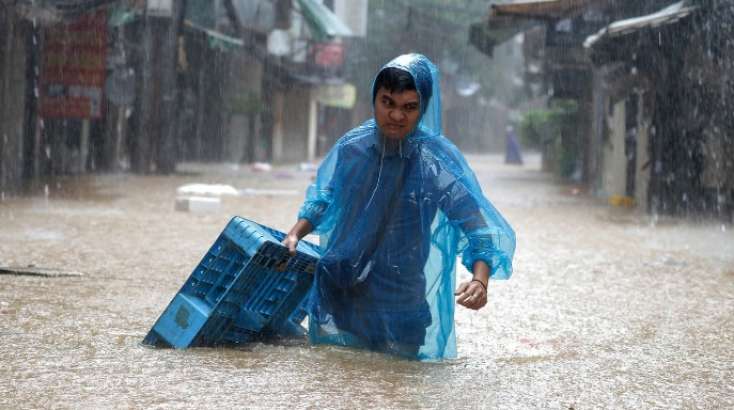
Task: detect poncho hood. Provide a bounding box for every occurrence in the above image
[372,53,443,140]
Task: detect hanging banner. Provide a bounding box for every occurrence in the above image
[40,10,107,119]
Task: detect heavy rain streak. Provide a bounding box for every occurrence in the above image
[1,0,732,409]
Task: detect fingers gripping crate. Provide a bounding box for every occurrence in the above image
[142,216,320,348]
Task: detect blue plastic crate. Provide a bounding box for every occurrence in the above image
[142,216,321,348]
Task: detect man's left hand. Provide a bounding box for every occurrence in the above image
[455,280,487,310]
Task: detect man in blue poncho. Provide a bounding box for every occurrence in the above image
[284,54,515,360]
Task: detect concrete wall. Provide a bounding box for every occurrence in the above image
[276,86,311,163]
[601,99,626,198]
[593,64,652,208]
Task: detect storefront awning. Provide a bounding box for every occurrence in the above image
[108,5,138,27]
[184,20,244,50]
[584,1,698,48]
[297,0,353,41]
[179,1,244,51]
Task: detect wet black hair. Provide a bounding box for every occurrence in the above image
[372,67,417,102]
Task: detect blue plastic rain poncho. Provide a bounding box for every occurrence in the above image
[298,54,515,360]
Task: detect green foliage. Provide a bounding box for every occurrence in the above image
[518,110,552,148]
[519,99,579,177]
[518,100,577,148]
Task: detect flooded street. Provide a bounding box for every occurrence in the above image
[1,153,732,409]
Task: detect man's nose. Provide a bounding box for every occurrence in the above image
[389,109,405,122]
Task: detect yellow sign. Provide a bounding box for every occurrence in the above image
[314,83,356,108]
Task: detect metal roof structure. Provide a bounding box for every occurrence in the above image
[469,0,612,56]
[584,1,698,48]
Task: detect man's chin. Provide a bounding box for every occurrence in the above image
[380,129,408,140]
[384,134,407,140]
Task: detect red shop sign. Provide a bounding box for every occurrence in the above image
[40,10,107,119]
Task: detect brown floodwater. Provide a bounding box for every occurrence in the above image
[1,154,732,409]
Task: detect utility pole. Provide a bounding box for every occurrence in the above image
[133,9,155,173]
[134,0,184,174]
[156,0,184,174]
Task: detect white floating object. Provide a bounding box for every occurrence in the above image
[176,184,239,197]
[175,196,221,213]
[251,162,272,172]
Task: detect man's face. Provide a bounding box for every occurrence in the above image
[374,87,420,140]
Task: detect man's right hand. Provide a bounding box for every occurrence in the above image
[283,218,314,256]
[282,234,300,255]
[455,279,488,310]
